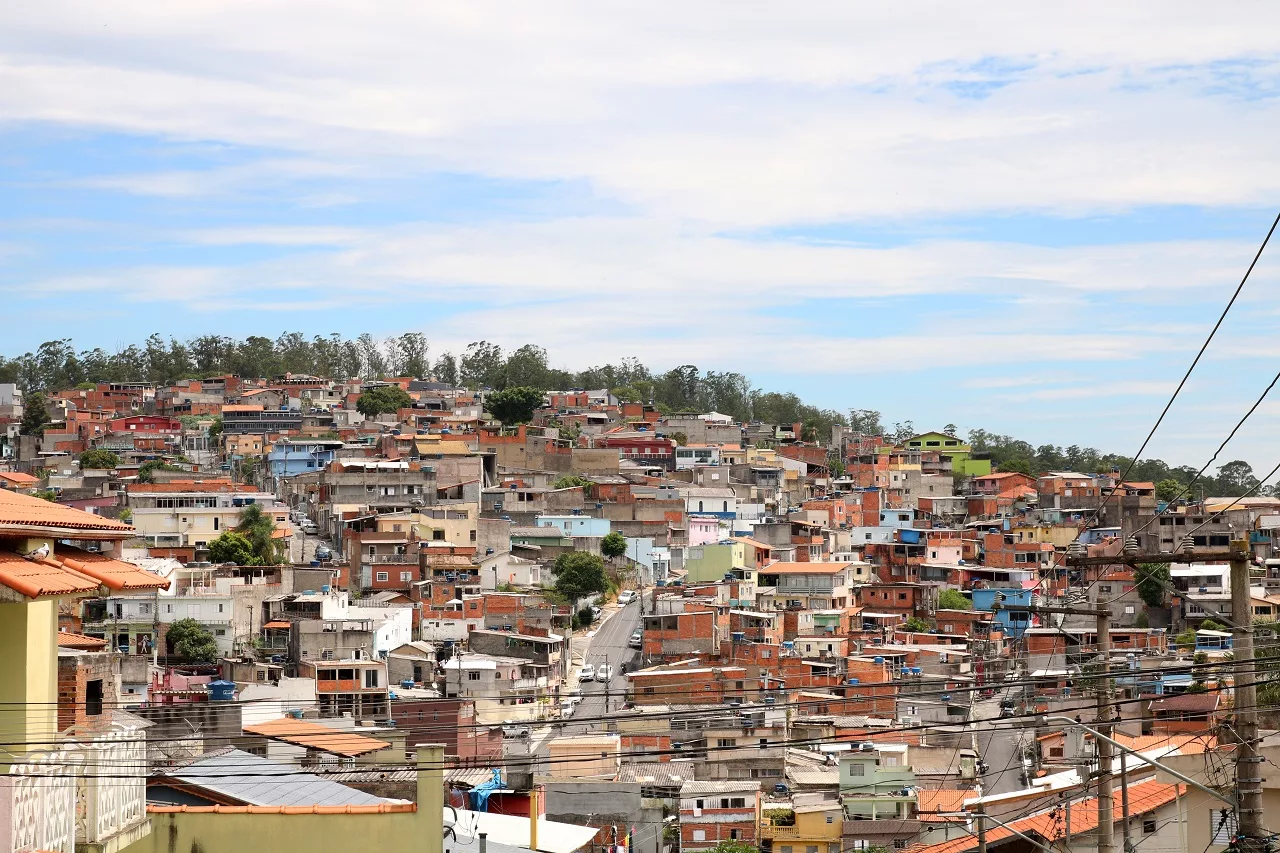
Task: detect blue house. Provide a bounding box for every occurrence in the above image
[1194,629,1233,653]
[267,438,343,480]
[970,587,1035,639]
[535,514,611,538]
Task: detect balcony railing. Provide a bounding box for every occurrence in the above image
[512,676,549,690]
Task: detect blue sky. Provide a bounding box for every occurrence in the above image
[4,3,1280,470]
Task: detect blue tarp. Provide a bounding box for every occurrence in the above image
[468,768,504,811]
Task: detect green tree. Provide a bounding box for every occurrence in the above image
[137,460,184,483]
[904,616,931,632]
[487,386,543,426]
[356,385,413,417]
[708,841,761,853]
[20,392,50,436]
[1174,629,1196,647]
[208,531,257,565]
[1217,460,1258,496]
[166,618,220,662]
[1134,562,1171,608]
[236,503,284,565]
[551,475,592,492]
[1154,478,1183,503]
[207,416,223,439]
[1200,618,1227,631]
[937,589,971,610]
[553,551,608,605]
[601,531,628,560]
[78,449,120,470]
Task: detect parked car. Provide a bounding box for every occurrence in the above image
[301,521,318,535]
[595,664,613,682]
[559,696,581,716]
[617,590,636,605]
[628,631,642,649]
[502,720,531,738]
[314,545,332,561]
[578,664,596,682]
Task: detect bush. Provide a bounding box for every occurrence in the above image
[1175,630,1196,647]
[577,606,596,625]
[937,588,971,610]
[79,449,121,470]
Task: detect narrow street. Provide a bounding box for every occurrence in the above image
[973,692,1029,795]
[565,599,641,733]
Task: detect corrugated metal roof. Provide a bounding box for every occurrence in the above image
[158,748,391,807]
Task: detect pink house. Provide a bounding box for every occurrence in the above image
[688,514,721,546]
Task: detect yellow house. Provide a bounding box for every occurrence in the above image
[0,489,168,853]
[760,800,844,853]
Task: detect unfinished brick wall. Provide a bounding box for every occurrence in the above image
[57,652,119,734]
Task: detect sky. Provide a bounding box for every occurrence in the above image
[3,3,1280,470]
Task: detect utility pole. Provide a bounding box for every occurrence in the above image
[994,595,1113,853]
[1228,538,1265,852]
[975,806,988,853]
[1120,752,1132,853]
[1064,541,1265,853]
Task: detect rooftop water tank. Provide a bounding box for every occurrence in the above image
[874,656,884,665]
[208,680,236,702]
[322,585,331,593]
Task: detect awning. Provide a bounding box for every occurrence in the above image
[263,620,292,630]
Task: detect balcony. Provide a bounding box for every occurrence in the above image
[367,554,415,564]
[512,676,549,690]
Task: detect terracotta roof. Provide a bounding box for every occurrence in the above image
[242,718,391,757]
[126,480,252,493]
[222,405,265,413]
[56,631,109,650]
[1151,693,1220,713]
[0,489,134,535]
[54,546,169,591]
[915,788,974,820]
[0,551,101,598]
[759,562,853,575]
[906,781,1183,853]
[263,620,292,630]
[0,472,39,486]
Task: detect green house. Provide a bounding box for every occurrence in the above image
[902,431,991,477]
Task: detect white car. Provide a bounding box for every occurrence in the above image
[595,664,614,682]
[559,696,581,716]
[502,720,531,738]
[617,590,636,605]
[578,664,596,682]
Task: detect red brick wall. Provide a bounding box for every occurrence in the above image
[58,653,118,734]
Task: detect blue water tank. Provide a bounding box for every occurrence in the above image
[847,678,860,685]
[873,656,884,665]
[322,584,331,593]
[207,680,236,702]
[401,679,415,689]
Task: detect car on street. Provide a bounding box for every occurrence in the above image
[501,720,531,738]
[628,631,642,649]
[617,590,636,605]
[301,521,318,535]
[315,545,332,561]
[578,664,596,682]
[559,696,581,716]
[595,664,613,682]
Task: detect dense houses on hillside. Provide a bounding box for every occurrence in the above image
[0,374,1277,853]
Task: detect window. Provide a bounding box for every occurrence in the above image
[86,679,103,717]
[376,572,389,582]
[467,672,481,681]
[692,831,706,843]
[781,847,793,853]
[883,755,900,767]
[847,763,865,777]
[717,738,736,748]
[213,517,219,531]
[256,670,266,681]
[730,830,740,841]
[401,572,413,582]
[218,603,224,613]
[825,816,834,824]
[1143,820,1157,834]
[807,846,818,853]
[165,604,173,614]
[1124,605,1136,615]
[364,669,378,688]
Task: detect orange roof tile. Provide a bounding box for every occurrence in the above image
[56,631,109,650]
[126,480,250,494]
[0,472,39,486]
[242,717,391,756]
[56,547,170,591]
[0,489,134,536]
[221,405,264,413]
[916,788,974,819]
[760,562,854,574]
[0,551,101,598]
[906,780,1183,853]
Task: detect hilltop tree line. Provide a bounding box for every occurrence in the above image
[0,333,1263,496]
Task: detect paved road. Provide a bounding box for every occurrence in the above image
[973,692,1029,795]
[288,520,327,564]
[565,600,642,733]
